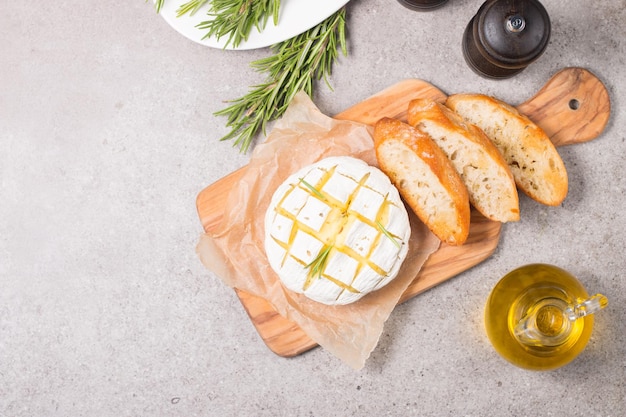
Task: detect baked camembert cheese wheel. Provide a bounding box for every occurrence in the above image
[264,156,411,305]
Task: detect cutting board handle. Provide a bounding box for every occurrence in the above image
[517,67,611,147]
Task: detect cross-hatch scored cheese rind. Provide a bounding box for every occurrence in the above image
[274,166,397,288]
[265,156,411,305]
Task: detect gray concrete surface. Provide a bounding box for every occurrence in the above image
[2,0,625,416]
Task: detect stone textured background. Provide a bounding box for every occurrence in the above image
[1,1,625,415]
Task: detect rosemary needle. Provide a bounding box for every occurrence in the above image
[151,0,165,13]
[176,0,210,17]
[376,221,401,249]
[215,8,348,152]
[299,178,327,201]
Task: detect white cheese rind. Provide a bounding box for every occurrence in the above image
[264,156,411,305]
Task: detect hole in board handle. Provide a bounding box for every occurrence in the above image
[569,99,580,110]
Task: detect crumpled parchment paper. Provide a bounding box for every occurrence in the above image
[197,92,441,369]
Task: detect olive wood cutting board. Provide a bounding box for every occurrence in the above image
[196,67,610,357]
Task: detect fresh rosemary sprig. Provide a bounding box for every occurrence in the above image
[197,0,281,48]
[305,245,333,279]
[376,220,401,249]
[151,2,348,153]
[215,8,348,152]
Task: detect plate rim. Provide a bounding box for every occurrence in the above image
[158,0,350,50]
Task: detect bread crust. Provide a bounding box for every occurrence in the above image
[407,98,520,222]
[446,94,568,206]
[373,117,470,245]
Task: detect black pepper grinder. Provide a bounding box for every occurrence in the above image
[397,0,449,11]
[462,0,551,79]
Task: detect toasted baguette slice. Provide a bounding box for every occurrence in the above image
[407,98,520,222]
[373,117,470,245]
[446,94,568,206]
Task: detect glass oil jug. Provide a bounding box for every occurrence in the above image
[485,264,608,370]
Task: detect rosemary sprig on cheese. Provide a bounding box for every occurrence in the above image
[298,178,327,201]
[376,220,401,249]
[305,245,333,280]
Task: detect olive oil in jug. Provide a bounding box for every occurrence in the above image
[485,264,607,370]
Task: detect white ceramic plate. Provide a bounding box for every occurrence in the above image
[159,0,350,50]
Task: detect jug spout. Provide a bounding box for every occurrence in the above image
[513,294,608,348]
